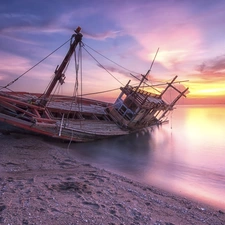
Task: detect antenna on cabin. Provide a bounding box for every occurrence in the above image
[135,48,159,92]
[147,47,159,78]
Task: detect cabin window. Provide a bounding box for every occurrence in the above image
[124,110,133,120]
[123,97,138,112]
[117,105,134,121]
[120,105,127,114]
[114,98,123,110]
[113,96,135,121]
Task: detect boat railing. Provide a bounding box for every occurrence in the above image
[131,87,160,98]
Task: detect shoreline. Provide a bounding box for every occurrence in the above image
[0,133,224,224]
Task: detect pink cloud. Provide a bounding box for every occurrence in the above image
[106,2,203,72]
[0,51,30,75]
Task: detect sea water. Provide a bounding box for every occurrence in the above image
[68,105,225,210]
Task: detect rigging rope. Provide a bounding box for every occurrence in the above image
[78,87,120,96]
[0,38,71,91]
[82,42,164,93]
[79,42,83,112]
[67,43,83,148]
[83,42,148,85]
[64,42,83,122]
[83,42,140,75]
[82,45,124,86]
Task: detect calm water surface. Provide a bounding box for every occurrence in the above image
[67,105,225,210]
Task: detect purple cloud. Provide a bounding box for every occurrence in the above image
[195,55,225,81]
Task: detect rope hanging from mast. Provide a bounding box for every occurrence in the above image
[64,40,84,122]
[82,44,124,86]
[83,42,140,76]
[82,43,163,93]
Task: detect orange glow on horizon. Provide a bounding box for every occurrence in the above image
[193,87,225,96]
[188,81,225,100]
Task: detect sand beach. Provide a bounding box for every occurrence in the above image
[0,132,224,225]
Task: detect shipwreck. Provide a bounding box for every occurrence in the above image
[0,27,188,142]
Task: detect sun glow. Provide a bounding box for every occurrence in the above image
[188,82,225,98]
[195,88,225,95]
[149,49,188,69]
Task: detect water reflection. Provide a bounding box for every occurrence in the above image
[55,105,225,210]
[171,106,225,171]
[68,129,156,177]
[152,105,225,209]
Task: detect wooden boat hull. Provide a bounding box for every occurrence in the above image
[0,112,129,142]
[0,92,130,142]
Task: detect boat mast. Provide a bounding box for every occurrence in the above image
[40,27,83,106]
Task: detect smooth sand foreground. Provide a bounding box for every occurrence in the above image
[0,133,224,225]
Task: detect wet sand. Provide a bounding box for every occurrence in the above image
[0,133,224,224]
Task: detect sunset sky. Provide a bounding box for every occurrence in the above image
[0,0,225,104]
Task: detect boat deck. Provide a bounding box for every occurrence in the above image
[58,120,129,136]
[47,101,107,114]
